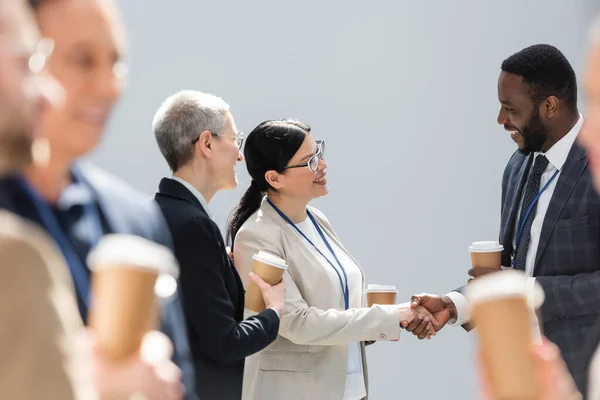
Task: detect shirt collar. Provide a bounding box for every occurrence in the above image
[536,113,584,170]
[170,176,214,220]
[55,169,95,211]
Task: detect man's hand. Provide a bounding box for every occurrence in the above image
[81,330,184,400]
[398,304,439,340]
[478,338,581,400]
[401,294,457,339]
[249,272,286,317]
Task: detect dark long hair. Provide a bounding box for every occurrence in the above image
[226,119,310,247]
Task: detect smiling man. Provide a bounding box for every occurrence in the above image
[407,44,600,392]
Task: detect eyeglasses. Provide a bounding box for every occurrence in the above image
[285,140,325,173]
[192,131,245,149]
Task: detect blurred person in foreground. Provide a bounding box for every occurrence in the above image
[0,1,89,398]
[152,90,285,399]
[0,1,182,399]
[577,15,600,400]
[0,0,195,398]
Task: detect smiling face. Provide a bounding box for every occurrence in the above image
[36,0,126,161]
[207,111,244,191]
[270,134,328,202]
[497,71,550,155]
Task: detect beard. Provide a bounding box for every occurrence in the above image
[518,107,549,155]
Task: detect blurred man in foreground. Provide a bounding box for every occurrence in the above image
[0,1,91,398]
[0,0,184,399]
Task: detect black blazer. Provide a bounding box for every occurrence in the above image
[155,178,279,400]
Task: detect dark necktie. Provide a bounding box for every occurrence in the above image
[513,155,549,271]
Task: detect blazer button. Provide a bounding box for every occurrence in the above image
[379,334,387,340]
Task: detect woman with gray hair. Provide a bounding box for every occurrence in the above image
[152,90,286,399]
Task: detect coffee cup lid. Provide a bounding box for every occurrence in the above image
[465,269,544,309]
[252,251,288,270]
[87,234,179,279]
[469,241,504,253]
[365,284,398,293]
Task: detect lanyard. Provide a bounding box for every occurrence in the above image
[514,169,560,252]
[267,198,349,310]
[17,166,104,309]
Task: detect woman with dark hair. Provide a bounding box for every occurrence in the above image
[227,119,437,400]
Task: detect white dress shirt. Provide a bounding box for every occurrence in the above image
[295,217,366,400]
[447,115,584,326]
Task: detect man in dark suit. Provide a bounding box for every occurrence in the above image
[0,0,197,398]
[152,90,285,399]
[405,44,599,391]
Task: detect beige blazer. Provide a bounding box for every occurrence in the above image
[234,199,400,400]
[0,211,95,400]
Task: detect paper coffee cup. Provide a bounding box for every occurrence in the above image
[87,234,179,361]
[245,251,287,313]
[365,284,398,307]
[469,241,504,270]
[466,270,545,400]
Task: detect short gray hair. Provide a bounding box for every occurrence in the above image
[152,90,230,172]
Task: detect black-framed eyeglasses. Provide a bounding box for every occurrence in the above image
[284,140,325,173]
[192,131,244,149]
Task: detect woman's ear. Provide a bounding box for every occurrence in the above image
[265,170,283,190]
[196,130,213,158]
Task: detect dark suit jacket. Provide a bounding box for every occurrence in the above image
[458,142,600,392]
[155,178,280,400]
[0,164,198,400]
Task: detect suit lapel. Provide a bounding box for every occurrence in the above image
[157,178,204,211]
[261,200,365,305]
[501,154,533,256]
[534,143,588,273]
[260,200,307,258]
[75,165,124,234]
[308,210,365,277]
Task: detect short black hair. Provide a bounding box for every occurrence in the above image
[501,44,578,112]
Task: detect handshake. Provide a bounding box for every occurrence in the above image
[367,284,458,340]
[398,294,458,340]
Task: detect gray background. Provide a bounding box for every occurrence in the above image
[91,1,600,398]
